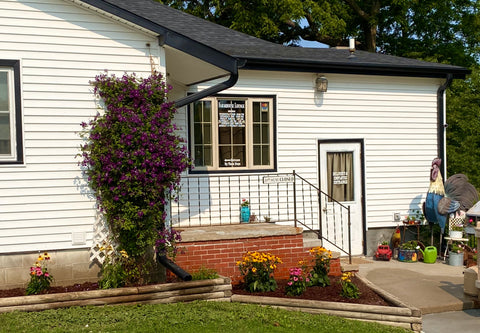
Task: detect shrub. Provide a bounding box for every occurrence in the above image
[339,272,360,299]
[285,267,309,296]
[26,252,53,295]
[308,246,332,287]
[97,243,139,289]
[191,266,219,280]
[236,251,282,292]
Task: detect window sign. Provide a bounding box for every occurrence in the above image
[333,171,348,185]
[327,152,354,202]
[218,101,245,127]
[218,100,246,167]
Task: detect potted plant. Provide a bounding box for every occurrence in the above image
[398,240,418,262]
[448,241,465,266]
[403,210,424,225]
[449,224,464,238]
[375,241,392,261]
[240,198,250,223]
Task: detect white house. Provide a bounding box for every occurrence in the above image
[0,0,469,288]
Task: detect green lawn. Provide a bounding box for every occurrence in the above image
[0,301,410,333]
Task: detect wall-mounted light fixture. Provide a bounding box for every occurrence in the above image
[315,75,328,93]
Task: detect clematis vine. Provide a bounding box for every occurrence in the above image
[79,71,191,261]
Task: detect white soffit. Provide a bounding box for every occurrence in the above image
[165,46,229,86]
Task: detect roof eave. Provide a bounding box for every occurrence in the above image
[240,58,470,79]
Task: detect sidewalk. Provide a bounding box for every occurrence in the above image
[355,257,479,332]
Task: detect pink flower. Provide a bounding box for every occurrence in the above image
[293,277,298,281]
[287,281,293,286]
[44,272,50,277]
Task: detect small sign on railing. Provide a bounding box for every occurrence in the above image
[263,174,294,184]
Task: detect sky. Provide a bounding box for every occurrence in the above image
[298,38,328,48]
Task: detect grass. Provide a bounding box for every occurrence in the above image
[0,301,410,333]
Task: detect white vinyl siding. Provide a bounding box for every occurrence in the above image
[0,0,164,253]
[181,70,442,229]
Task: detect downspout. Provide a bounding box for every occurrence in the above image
[437,73,453,178]
[173,67,240,108]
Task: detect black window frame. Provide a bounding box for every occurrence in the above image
[0,60,23,165]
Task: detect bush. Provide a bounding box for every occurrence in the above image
[236,251,282,292]
[339,272,360,299]
[285,267,309,296]
[97,244,139,289]
[307,246,332,287]
[26,252,53,295]
[191,266,219,280]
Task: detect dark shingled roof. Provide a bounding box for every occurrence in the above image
[78,0,469,78]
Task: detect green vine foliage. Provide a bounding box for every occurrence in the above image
[80,72,191,276]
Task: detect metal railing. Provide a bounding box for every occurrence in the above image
[293,172,352,263]
[169,170,351,261]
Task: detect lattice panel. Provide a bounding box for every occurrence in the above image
[89,213,110,264]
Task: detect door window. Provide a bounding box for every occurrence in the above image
[327,152,354,202]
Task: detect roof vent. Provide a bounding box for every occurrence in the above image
[349,38,356,58]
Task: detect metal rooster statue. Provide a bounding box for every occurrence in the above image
[424,158,478,232]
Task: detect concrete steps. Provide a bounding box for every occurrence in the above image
[302,231,359,272]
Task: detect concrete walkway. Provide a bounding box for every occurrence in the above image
[355,257,479,332]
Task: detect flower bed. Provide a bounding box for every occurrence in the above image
[0,277,232,313]
[232,275,422,332]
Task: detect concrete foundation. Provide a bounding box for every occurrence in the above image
[366,227,396,256]
[0,248,100,290]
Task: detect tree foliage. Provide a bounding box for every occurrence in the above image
[378,0,480,67]
[159,0,480,60]
[446,66,480,189]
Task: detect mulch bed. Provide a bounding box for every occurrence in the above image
[232,275,391,306]
[0,282,101,298]
[1,276,391,307]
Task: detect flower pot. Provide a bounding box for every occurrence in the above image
[398,249,418,262]
[449,252,464,266]
[241,206,250,223]
[449,230,463,238]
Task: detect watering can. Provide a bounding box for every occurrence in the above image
[416,246,437,264]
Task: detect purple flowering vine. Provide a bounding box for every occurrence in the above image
[79,71,191,260]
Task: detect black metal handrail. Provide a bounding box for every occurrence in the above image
[168,170,351,263]
[293,171,352,264]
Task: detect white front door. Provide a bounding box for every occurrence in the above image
[319,141,364,255]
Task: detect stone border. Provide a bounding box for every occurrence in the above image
[0,277,232,313]
[231,275,422,332]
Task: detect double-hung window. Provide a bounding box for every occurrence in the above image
[190,96,275,172]
[0,60,23,164]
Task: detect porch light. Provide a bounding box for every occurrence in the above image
[315,75,328,93]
